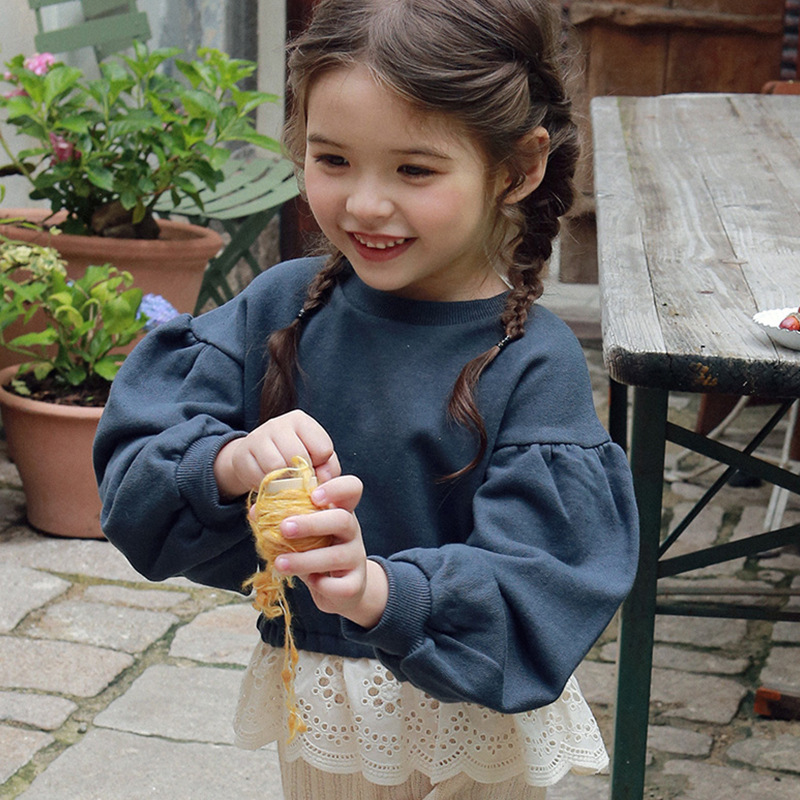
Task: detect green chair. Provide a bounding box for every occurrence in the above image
[155,158,299,313]
[28,0,301,314]
[30,0,151,62]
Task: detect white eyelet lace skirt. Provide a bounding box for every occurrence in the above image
[233,642,608,788]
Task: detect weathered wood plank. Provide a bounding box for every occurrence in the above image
[593,94,800,397]
[699,95,800,313]
[659,95,800,394]
[582,23,667,97]
[666,30,783,94]
[623,95,766,391]
[570,2,783,34]
[591,97,667,387]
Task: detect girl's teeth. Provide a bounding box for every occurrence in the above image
[355,235,406,249]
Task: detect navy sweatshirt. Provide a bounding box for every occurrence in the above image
[94,257,639,714]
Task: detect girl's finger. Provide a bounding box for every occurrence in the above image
[305,570,362,598]
[310,474,363,512]
[315,450,341,484]
[282,506,356,543]
[274,538,356,578]
[287,410,338,472]
[283,541,356,575]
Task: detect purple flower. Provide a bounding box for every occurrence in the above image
[24,53,56,76]
[139,293,180,331]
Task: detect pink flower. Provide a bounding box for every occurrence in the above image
[24,53,56,76]
[49,132,78,163]
[3,71,13,82]
[3,87,27,99]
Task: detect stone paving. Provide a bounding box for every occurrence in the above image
[1,339,799,799]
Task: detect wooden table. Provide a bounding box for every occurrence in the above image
[592,93,800,800]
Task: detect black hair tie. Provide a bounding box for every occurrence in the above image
[496,335,512,351]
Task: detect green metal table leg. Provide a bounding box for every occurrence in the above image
[609,378,629,451]
[610,386,669,800]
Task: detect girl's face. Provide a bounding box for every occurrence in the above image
[303,64,508,302]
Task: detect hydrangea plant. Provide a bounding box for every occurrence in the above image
[0,231,178,404]
[0,43,280,238]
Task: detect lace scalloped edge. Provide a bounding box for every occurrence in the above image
[275,738,609,788]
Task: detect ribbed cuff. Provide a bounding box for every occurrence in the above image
[176,431,246,522]
[341,556,431,657]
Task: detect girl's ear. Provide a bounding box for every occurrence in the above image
[502,126,550,204]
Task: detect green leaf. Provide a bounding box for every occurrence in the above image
[54,304,85,329]
[32,362,54,381]
[43,65,82,106]
[2,95,36,119]
[119,287,144,313]
[99,59,128,84]
[179,89,221,119]
[9,378,31,396]
[131,201,146,224]
[136,174,155,194]
[16,147,49,160]
[231,88,279,114]
[103,289,142,334]
[92,358,121,381]
[175,60,203,89]
[208,146,231,169]
[56,116,91,135]
[233,130,281,152]
[109,108,163,137]
[47,290,74,307]
[64,364,88,386]
[8,329,59,348]
[173,175,202,195]
[190,160,223,187]
[120,188,138,210]
[86,166,115,191]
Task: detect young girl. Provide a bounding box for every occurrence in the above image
[94,0,639,797]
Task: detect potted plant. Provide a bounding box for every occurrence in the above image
[0,232,178,538]
[0,43,282,314]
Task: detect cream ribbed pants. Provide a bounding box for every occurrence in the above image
[278,746,547,800]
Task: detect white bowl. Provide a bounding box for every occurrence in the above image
[753,307,800,351]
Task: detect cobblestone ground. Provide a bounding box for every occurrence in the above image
[0,341,798,799]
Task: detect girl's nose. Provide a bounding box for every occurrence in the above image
[345,179,394,221]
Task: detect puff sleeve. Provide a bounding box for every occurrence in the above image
[94,259,320,590]
[343,435,639,713]
[93,315,255,590]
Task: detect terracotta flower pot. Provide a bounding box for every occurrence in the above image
[0,365,105,539]
[0,208,222,371]
[0,208,221,312]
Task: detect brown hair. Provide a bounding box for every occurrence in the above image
[262,0,580,476]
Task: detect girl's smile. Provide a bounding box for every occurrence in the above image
[349,232,415,261]
[303,64,507,301]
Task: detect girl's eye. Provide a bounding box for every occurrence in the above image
[399,164,436,178]
[314,154,348,168]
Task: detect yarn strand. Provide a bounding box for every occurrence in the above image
[243,456,331,742]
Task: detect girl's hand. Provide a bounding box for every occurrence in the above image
[214,409,340,499]
[274,474,389,630]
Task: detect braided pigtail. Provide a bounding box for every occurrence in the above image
[442,6,579,478]
[444,269,542,480]
[259,255,347,423]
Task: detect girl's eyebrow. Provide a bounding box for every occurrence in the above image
[391,147,452,161]
[307,133,451,161]
[307,133,340,147]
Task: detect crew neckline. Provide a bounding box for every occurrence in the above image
[338,264,509,326]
